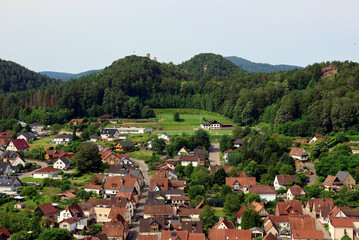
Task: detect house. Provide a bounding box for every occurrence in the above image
[289,147,308,162]
[90,136,101,142]
[322,175,342,191]
[58,203,87,222]
[329,218,359,240]
[200,120,222,130]
[158,133,171,142]
[144,205,173,219]
[287,185,305,200]
[318,205,332,224]
[108,207,131,224]
[154,170,177,180]
[35,203,59,220]
[211,217,236,229]
[336,171,356,189]
[274,175,298,190]
[0,162,14,176]
[119,135,127,140]
[305,198,333,217]
[233,138,244,148]
[263,232,277,240]
[115,141,135,151]
[11,154,26,168]
[53,134,72,144]
[102,214,128,240]
[57,192,77,201]
[84,234,109,240]
[139,235,157,240]
[329,206,359,219]
[140,217,166,234]
[208,229,252,240]
[151,178,169,191]
[161,230,205,240]
[102,152,130,165]
[103,176,140,198]
[14,202,26,209]
[171,196,190,206]
[179,155,200,167]
[100,129,119,141]
[0,227,11,240]
[289,216,324,240]
[59,217,87,233]
[54,155,71,170]
[17,132,36,142]
[309,134,328,145]
[108,164,132,177]
[84,184,103,195]
[225,177,256,191]
[30,123,44,132]
[223,149,235,163]
[0,176,22,194]
[193,147,206,165]
[45,149,67,160]
[116,127,152,134]
[275,200,303,216]
[293,139,308,144]
[177,147,189,156]
[33,167,60,179]
[6,139,30,153]
[69,119,87,126]
[248,185,277,201]
[236,201,270,227]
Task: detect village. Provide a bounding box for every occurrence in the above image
[0,115,359,240]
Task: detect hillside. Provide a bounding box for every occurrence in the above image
[179,53,246,77]
[0,58,60,93]
[39,69,103,81]
[0,54,359,137]
[225,56,303,73]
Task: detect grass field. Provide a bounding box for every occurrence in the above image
[29,135,56,149]
[21,177,44,184]
[128,151,154,160]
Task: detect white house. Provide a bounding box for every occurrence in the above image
[200,120,222,130]
[30,123,44,133]
[158,133,171,142]
[84,184,103,195]
[289,147,309,161]
[100,128,119,141]
[248,185,277,202]
[287,185,306,200]
[59,217,87,233]
[309,134,328,145]
[17,121,27,127]
[177,147,190,155]
[0,176,22,194]
[53,134,72,144]
[54,156,71,170]
[116,127,152,134]
[6,139,30,153]
[33,167,60,179]
[11,155,26,168]
[17,132,36,142]
[179,155,200,167]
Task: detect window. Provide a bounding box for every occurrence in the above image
[63,224,67,227]
[104,214,107,217]
[99,214,102,217]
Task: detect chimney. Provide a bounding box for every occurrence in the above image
[146,53,150,59]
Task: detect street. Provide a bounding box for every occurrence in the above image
[19,159,47,179]
[208,143,220,166]
[304,162,317,186]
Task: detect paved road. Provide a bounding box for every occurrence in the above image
[304,162,317,186]
[208,143,220,166]
[303,207,331,240]
[132,159,150,186]
[19,159,47,179]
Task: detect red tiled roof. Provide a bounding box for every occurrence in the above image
[84,184,103,190]
[330,218,359,227]
[323,175,340,186]
[10,139,30,149]
[292,230,324,239]
[225,177,256,188]
[313,134,327,142]
[151,178,169,190]
[293,139,308,143]
[139,235,158,240]
[236,205,247,218]
[212,217,236,229]
[248,185,276,194]
[276,175,298,185]
[154,170,168,178]
[35,167,58,173]
[263,233,277,240]
[144,205,172,215]
[208,229,252,240]
[288,185,305,195]
[289,147,305,157]
[276,200,303,215]
[177,208,202,216]
[36,203,58,217]
[289,216,316,230]
[0,227,11,237]
[180,155,199,162]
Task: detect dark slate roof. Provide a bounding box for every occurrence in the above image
[18,132,35,139]
[0,176,21,187]
[0,150,18,161]
[100,129,118,135]
[194,147,206,161]
[57,156,70,165]
[0,162,11,174]
[181,221,203,233]
[140,217,166,233]
[118,141,135,147]
[148,190,182,200]
[336,171,350,182]
[129,169,143,178]
[108,164,133,174]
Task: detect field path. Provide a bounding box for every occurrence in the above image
[209,143,220,166]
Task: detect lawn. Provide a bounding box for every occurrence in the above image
[213,207,226,218]
[128,151,154,160]
[29,135,56,149]
[70,173,93,186]
[155,108,233,131]
[21,177,44,184]
[348,135,359,141]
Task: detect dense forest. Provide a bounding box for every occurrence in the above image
[225,56,303,73]
[0,53,359,136]
[0,59,60,93]
[39,69,103,82]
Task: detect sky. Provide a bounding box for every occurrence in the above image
[1,0,359,73]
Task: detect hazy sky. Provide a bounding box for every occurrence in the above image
[1,0,359,73]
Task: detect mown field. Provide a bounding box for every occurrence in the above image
[29,135,56,149]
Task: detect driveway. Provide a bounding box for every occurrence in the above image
[304,162,317,186]
[209,143,220,166]
[19,159,47,179]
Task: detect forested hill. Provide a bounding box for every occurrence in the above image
[179,53,246,77]
[0,59,60,94]
[225,56,303,73]
[39,69,103,82]
[1,54,359,137]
